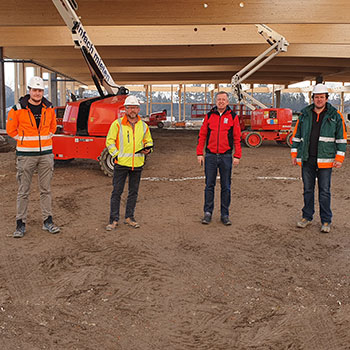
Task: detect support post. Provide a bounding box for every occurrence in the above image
[48,72,58,106]
[170,85,173,122]
[275,90,281,108]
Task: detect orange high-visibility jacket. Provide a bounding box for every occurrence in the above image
[6,95,57,156]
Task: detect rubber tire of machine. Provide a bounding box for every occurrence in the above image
[286,132,293,148]
[99,147,114,177]
[245,132,263,148]
[157,122,164,129]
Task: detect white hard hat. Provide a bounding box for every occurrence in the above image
[28,76,45,90]
[312,84,328,95]
[124,95,140,106]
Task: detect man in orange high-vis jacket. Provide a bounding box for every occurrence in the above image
[291,84,347,233]
[6,76,60,238]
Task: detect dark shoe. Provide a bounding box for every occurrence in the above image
[221,216,232,226]
[320,222,331,233]
[297,218,311,228]
[42,216,60,234]
[106,221,118,231]
[124,217,140,228]
[201,212,212,224]
[13,220,26,238]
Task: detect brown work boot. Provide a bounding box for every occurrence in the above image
[297,218,311,228]
[124,217,140,228]
[320,222,331,233]
[106,221,118,231]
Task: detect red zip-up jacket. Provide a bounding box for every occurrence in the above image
[196,106,242,158]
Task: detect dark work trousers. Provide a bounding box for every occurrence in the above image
[301,156,333,224]
[204,153,233,217]
[109,165,142,223]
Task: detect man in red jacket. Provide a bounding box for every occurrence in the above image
[197,91,242,225]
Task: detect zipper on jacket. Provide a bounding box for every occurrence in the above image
[27,110,34,127]
[127,131,130,143]
[217,113,222,153]
[21,130,24,145]
[132,126,135,170]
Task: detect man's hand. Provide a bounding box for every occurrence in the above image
[291,158,298,166]
[197,155,204,166]
[333,160,342,168]
[233,157,240,166]
[141,149,151,155]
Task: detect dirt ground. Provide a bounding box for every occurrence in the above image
[0,128,350,350]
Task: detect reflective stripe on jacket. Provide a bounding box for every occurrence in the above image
[291,102,347,168]
[106,115,153,169]
[6,95,57,156]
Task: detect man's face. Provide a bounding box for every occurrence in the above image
[215,93,229,111]
[313,93,328,109]
[125,105,140,119]
[29,88,44,103]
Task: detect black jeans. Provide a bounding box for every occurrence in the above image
[109,165,142,223]
[204,153,232,217]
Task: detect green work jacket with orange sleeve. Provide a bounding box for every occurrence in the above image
[6,95,57,156]
[291,102,347,168]
[106,115,153,169]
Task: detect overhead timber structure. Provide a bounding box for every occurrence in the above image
[2,0,350,87]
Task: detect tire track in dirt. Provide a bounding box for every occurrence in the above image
[2,252,52,303]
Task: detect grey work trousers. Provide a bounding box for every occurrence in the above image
[16,154,54,222]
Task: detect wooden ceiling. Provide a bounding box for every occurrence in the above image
[1,0,350,86]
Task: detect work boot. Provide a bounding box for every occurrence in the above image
[320,222,331,233]
[124,217,140,228]
[13,219,26,238]
[201,212,212,224]
[221,216,232,226]
[297,218,311,228]
[106,221,118,231]
[42,216,60,234]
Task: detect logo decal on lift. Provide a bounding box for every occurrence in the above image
[75,138,94,143]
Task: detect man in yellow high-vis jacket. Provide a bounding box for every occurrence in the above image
[105,95,153,230]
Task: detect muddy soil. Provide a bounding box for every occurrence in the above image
[0,128,350,350]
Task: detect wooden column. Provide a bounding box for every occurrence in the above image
[183,84,187,120]
[59,79,67,106]
[15,62,26,100]
[34,66,42,78]
[149,84,153,114]
[340,82,345,113]
[178,84,182,122]
[170,84,173,122]
[144,84,149,115]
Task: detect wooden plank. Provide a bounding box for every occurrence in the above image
[1,1,350,25]
[1,24,350,46]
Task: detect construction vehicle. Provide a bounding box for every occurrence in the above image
[231,24,293,148]
[142,109,167,129]
[51,0,131,176]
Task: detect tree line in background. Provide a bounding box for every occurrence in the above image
[5,85,349,118]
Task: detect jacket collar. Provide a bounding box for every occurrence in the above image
[121,114,141,125]
[211,105,232,115]
[19,94,52,109]
[303,102,337,115]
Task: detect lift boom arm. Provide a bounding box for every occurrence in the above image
[52,0,127,96]
[231,24,289,110]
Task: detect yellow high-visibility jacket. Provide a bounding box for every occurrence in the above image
[106,115,153,169]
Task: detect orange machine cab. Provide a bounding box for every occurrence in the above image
[62,95,127,136]
[250,108,292,131]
